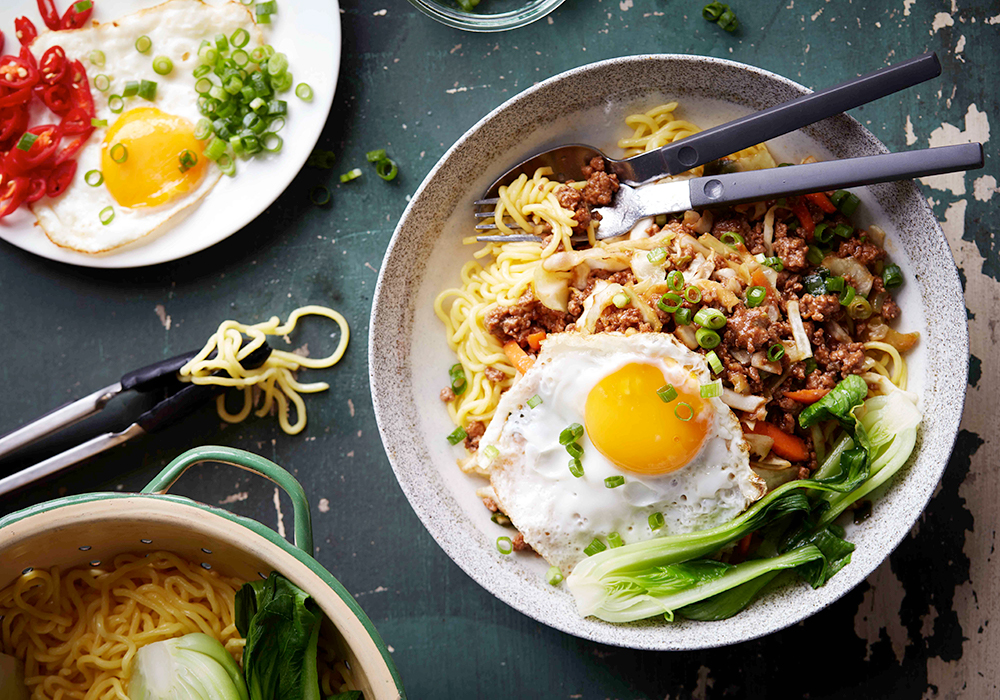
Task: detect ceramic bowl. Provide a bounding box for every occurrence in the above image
[368,55,967,650]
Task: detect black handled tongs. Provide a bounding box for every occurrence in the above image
[0,343,272,497]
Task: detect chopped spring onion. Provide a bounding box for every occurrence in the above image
[667,270,684,291]
[684,286,702,304]
[700,380,722,399]
[90,118,107,128]
[546,566,564,586]
[803,273,827,296]
[657,384,678,403]
[832,223,853,240]
[366,149,387,163]
[847,297,873,320]
[217,154,236,177]
[230,28,250,49]
[648,512,665,531]
[720,231,744,247]
[806,245,825,266]
[746,286,766,308]
[705,351,723,374]
[718,7,739,31]
[152,56,173,75]
[94,74,110,91]
[203,136,227,161]
[694,307,726,330]
[838,192,861,216]
[262,133,282,153]
[194,77,213,95]
[702,1,725,20]
[483,445,500,461]
[122,80,139,97]
[654,214,668,226]
[814,222,833,244]
[214,32,229,52]
[446,426,467,445]
[559,423,584,445]
[295,83,313,101]
[339,168,362,183]
[108,94,124,113]
[135,35,152,54]
[647,247,667,264]
[496,537,513,555]
[569,459,584,478]
[527,394,543,408]
[309,185,330,206]
[839,285,856,306]
[830,190,849,207]
[825,276,845,293]
[257,0,278,14]
[16,133,37,151]
[695,327,720,349]
[762,256,784,272]
[109,143,128,163]
[612,292,630,308]
[231,50,249,67]
[178,150,198,173]
[674,308,693,325]
[584,539,607,556]
[99,206,115,225]
[375,158,398,181]
[138,79,157,100]
[608,532,624,549]
[307,149,336,169]
[194,118,212,140]
[566,442,583,459]
[89,50,105,66]
[767,343,786,362]
[658,292,683,314]
[449,363,467,394]
[674,401,695,421]
[84,170,103,186]
[883,263,903,289]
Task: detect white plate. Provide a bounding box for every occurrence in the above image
[0,0,339,268]
[369,55,968,650]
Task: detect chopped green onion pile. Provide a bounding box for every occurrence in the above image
[340,168,362,183]
[702,2,738,32]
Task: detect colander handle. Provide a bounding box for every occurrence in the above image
[142,446,314,553]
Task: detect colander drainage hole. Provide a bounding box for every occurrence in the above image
[90,560,101,567]
[201,548,212,555]
[140,539,152,544]
[22,567,32,575]
[78,545,91,551]
[258,572,266,579]
[201,562,212,570]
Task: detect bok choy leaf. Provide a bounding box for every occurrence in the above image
[128,633,249,700]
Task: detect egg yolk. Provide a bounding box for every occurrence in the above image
[101,107,207,208]
[585,362,709,475]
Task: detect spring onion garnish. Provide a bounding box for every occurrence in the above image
[448,363,467,394]
[705,350,723,375]
[446,426,467,445]
[612,292,630,309]
[700,380,722,399]
[218,154,236,177]
[762,256,784,272]
[839,285,856,306]
[566,442,583,459]
[15,133,37,151]
[483,445,500,461]
[259,133,281,153]
[152,56,173,75]
[657,292,683,314]
[702,1,725,19]
[883,263,903,289]
[178,150,198,173]
[560,423,584,445]
[703,1,738,31]
[568,458,584,478]
[673,308,692,326]
[365,149,386,163]
[92,73,110,92]
[847,297,873,320]
[340,168,362,183]
[674,401,695,421]
[584,539,607,557]
[720,231,744,247]
[75,0,92,12]
[814,222,833,244]
[84,170,103,187]
[648,512,665,531]
[138,79,157,100]
[694,307,726,330]
[717,7,738,31]
[109,143,128,163]
[825,276,845,293]
[806,245,825,266]
[527,394,543,409]
[695,327,720,349]
[193,118,212,141]
[89,50,105,67]
[803,271,830,295]
[91,118,107,128]
[257,0,278,14]
[647,247,667,264]
[122,80,139,97]
[608,532,624,549]
[203,136,227,161]
[309,185,330,205]
[767,343,786,362]
[135,35,152,54]
[830,189,848,207]
[295,83,313,101]
[546,566,564,586]
[746,286,766,308]
[375,158,398,181]
[838,192,861,216]
[99,206,115,225]
[657,384,678,403]
[834,223,854,239]
[667,270,684,291]
[230,28,250,50]
[683,286,702,304]
[108,94,124,113]
[496,537,513,555]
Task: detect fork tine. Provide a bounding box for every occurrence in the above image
[474,198,500,206]
[474,211,499,219]
[476,234,544,242]
[475,222,523,231]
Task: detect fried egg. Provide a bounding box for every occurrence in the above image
[29,0,260,254]
[479,332,765,573]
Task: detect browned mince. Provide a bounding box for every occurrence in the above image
[555,156,621,234]
[484,292,572,348]
[440,387,456,403]
[484,366,506,383]
[463,420,486,451]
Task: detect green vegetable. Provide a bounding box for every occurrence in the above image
[128,633,248,700]
[235,572,323,700]
[0,653,29,700]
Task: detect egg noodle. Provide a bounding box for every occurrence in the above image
[435,101,910,460]
[179,305,350,435]
[0,552,352,700]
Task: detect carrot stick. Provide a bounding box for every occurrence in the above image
[804,192,837,214]
[783,388,830,404]
[526,331,546,351]
[790,198,815,234]
[749,421,810,462]
[504,340,534,374]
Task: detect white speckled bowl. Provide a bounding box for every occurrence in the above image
[368,55,968,650]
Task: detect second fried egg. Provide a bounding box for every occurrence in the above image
[480,332,765,573]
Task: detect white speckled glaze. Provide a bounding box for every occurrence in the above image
[368,55,968,650]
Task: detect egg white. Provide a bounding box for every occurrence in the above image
[28,0,261,254]
[481,332,765,573]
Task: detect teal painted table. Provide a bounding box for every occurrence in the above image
[2,1,997,697]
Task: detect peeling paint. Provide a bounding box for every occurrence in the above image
[904,0,916,17]
[218,491,248,504]
[905,114,917,146]
[273,487,286,539]
[972,175,997,202]
[154,304,171,330]
[919,104,990,196]
[318,497,330,513]
[931,12,954,33]
[854,563,909,663]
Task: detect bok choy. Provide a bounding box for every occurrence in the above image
[128,633,249,700]
[566,377,921,623]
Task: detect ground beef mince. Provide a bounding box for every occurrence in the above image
[715,344,764,395]
[485,293,570,347]
[580,156,620,206]
[805,369,838,390]
[776,271,803,296]
[594,306,653,334]
[725,306,771,353]
[773,234,810,272]
[799,293,842,323]
[712,216,755,252]
[484,366,506,383]
[568,268,637,317]
[440,387,456,402]
[812,327,866,378]
[869,277,900,322]
[556,186,592,233]
[512,532,535,552]
[838,237,886,268]
[463,420,486,451]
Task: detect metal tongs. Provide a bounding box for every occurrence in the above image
[0,343,272,497]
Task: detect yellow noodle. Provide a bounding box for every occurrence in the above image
[178,305,350,435]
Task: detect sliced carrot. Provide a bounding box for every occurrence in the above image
[783,388,830,404]
[749,421,810,462]
[804,192,837,214]
[790,198,815,234]
[750,269,778,303]
[504,340,534,374]
[526,331,547,351]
